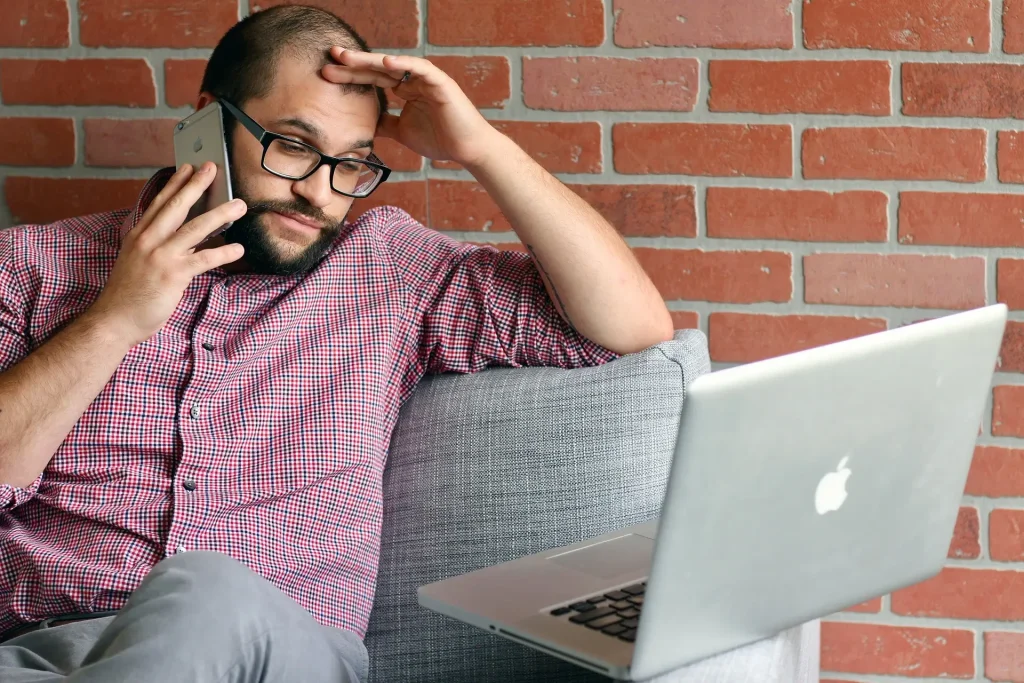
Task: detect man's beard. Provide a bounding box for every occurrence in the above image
[220,170,348,276]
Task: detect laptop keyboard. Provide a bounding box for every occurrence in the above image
[548,582,645,643]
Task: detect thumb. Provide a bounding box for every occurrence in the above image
[376,113,401,140]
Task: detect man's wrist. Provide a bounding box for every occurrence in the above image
[459,129,519,177]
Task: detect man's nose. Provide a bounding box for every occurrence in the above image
[292,165,333,209]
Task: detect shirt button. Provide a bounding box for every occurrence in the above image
[202,342,214,351]
[176,545,187,554]
[189,404,200,419]
[183,479,197,492]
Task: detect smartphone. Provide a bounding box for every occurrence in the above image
[172,102,234,242]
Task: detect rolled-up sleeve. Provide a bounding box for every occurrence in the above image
[0,227,40,509]
[382,208,622,375]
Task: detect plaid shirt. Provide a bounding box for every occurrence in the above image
[0,168,621,638]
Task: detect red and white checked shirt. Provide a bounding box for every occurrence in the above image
[0,168,621,638]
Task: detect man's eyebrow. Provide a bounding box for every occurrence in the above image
[271,117,374,152]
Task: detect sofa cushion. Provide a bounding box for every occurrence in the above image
[365,329,710,682]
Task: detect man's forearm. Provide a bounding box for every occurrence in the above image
[0,311,135,488]
[463,131,674,356]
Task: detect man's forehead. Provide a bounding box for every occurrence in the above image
[246,68,378,148]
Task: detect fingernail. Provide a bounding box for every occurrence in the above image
[232,198,246,208]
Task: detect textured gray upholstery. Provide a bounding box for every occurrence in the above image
[365,330,710,682]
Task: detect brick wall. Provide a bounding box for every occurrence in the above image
[2,0,1024,680]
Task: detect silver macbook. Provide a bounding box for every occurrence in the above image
[418,304,1007,680]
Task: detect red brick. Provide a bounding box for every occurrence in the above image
[428,56,509,108]
[999,131,1024,183]
[613,0,793,48]
[614,123,792,178]
[165,59,206,109]
[986,632,1024,681]
[0,59,156,107]
[804,0,989,52]
[706,188,887,242]
[488,122,602,174]
[428,0,604,47]
[994,386,1024,438]
[821,622,974,678]
[427,181,696,238]
[349,181,426,224]
[903,63,1024,118]
[252,0,419,48]
[998,259,1024,310]
[84,119,176,168]
[845,597,883,613]
[0,0,69,47]
[950,507,981,559]
[0,118,75,167]
[569,184,696,237]
[1008,0,1024,53]
[899,192,1024,248]
[79,0,237,48]
[428,180,508,232]
[670,311,699,330]
[1000,322,1024,373]
[803,253,985,310]
[6,177,147,225]
[708,313,886,364]
[524,57,698,112]
[373,137,422,172]
[991,509,1024,562]
[892,567,1024,620]
[803,128,986,183]
[967,446,1024,497]
[709,61,890,116]
[633,249,792,304]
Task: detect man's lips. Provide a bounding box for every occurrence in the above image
[270,210,324,231]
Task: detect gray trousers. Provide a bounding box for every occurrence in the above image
[0,551,368,683]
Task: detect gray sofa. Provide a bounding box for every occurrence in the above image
[364,329,820,682]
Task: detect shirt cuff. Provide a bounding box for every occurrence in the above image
[0,470,42,510]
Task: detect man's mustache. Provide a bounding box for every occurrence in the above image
[245,200,337,230]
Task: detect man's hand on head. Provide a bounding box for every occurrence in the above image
[320,47,503,169]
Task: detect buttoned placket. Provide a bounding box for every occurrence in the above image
[166,278,232,558]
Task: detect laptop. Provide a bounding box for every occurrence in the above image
[417,304,1007,681]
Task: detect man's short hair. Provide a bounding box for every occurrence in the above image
[200,5,388,124]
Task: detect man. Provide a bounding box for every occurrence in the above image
[0,5,673,682]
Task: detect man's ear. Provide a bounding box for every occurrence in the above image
[195,92,216,110]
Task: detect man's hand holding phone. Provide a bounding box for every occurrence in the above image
[88,162,246,347]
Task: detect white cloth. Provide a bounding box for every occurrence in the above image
[641,620,820,683]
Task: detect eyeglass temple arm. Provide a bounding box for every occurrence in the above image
[218,99,266,142]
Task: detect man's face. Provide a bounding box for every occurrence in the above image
[220,54,379,276]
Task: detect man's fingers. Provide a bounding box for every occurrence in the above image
[332,48,445,87]
[132,164,195,236]
[143,162,220,244]
[167,197,247,252]
[186,242,245,276]
[321,64,401,88]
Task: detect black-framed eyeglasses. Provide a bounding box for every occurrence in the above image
[219,98,391,199]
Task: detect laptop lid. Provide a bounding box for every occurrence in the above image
[630,304,1006,680]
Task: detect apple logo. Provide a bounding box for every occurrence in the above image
[193,138,204,153]
[815,456,851,515]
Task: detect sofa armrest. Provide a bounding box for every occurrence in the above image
[365,330,710,682]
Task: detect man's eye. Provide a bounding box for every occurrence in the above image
[279,141,308,154]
